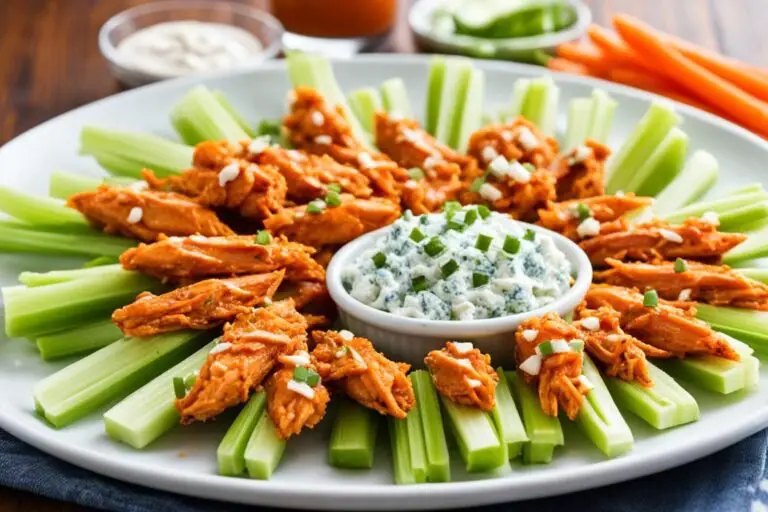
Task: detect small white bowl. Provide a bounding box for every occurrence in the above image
[326,218,592,367]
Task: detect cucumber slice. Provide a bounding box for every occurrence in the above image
[380,78,413,118]
[507,371,563,464]
[490,368,528,459]
[217,392,267,476]
[653,150,720,214]
[627,127,689,197]
[440,397,506,473]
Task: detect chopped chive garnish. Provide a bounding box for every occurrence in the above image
[470,176,486,193]
[407,167,425,181]
[307,200,326,214]
[643,290,659,308]
[183,372,197,388]
[255,230,271,245]
[475,234,493,252]
[472,273,489,287]
[522,163,535,172]
[674,258,687,273]
[173,376,186,399]
[373,252,387,268]
[464,208,478,226]
[569,340,585,352]
[446,220,465,232]
[441,259,459,278]
[410,227,426,242]
[327,183,342,193]
[442,200,462,220]
[577,203,591,221]
[503,235,520,254]
[305,369,320,387]
[412,276,428,292]
[293,366,310,382]
[523,229,536,241]
[477,205,491,219]
[325,190,342,207]
[424,237,446,257]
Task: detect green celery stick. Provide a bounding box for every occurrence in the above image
[212,89,257,138]
[606,361,699,430]
[0,186,87,228]
[380,77,413,117]
[735,268,768,284]
[585,89,618,143]
[80,126,192,178]
[653,151,719,214]
[454,67,485,152]
[440,397,506,472]
[388,417,415,485]
[4,271,160,338]
[0,220,135,258]
[727,183,764,196]
[218,392,267,476]
[661,191,768,224]
[36,317,123,361]
[490,368,528,459]
[104,341,215,448]
[19,264,129,287]
[696,305,768,348]
[83,255,119,268]
[347,88,383,134]
[48,171,102,199]
[404,392,428,483]
[507,371,563,464]
[520,76,559,136]
[627,128,689,197]
[507,78,531,120]
[328,399,379,469]
[718,201,768,232]
[563,98,593,151]
[425,57,447,134]
[434,58,475,149]
[410,370,450,482]
[34,331,209,428]
[244,413,287,480]
[606,101,681,194]
[723,225,768,265]
[171,85,249,144]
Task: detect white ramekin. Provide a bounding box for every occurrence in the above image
[326,218,592,367]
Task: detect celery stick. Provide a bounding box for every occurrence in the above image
[627,128,689,197]
[606,362,699,429]
[455,67,485,152]
[440,397,506,472]
[491,368,528,460]
[170,85,249,144]
[4,271,159,338]
[727,183,764,196]
[563,98,593,152]
[329,399,379,469]
[606,101,681,194]
[404,395,428,483]
[19,264,129,287]
[244,413,287,480]
[80,126,193,178]
[0,220,134,258]
[410,370,450,482]
[104,341,215,448]
[507,78,531,120]
[586,89,618,144]
[347,88,383,134]
[380,77,413,117]
[388,417,416,485]
[738,217,768,233]
[575,356,634,458]
[36,317,123,361]
[434,58,475,149]
[218,392,267,476]
[723,225,768,265]
[735,268,768,284]
[212,90,257,138]
[718,201,768,232]
[34,331,209,428]
[83,256,119,268]
[425,57,447,135]
[520,76,559,136]
[0,186,87,228]
[653,151,719,214]
[507,372,563,464]
[661,191,768,224]
[696,304,768,348]
[49,171,102,199]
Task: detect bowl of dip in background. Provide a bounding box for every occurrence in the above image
[99,1,284,87]
[327,210,592,366]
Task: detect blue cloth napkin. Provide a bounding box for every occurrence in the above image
[0,427,764,512]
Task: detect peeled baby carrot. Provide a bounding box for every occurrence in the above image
[607,67,680,94]
[547,58,593,76]
[555,42,611,73]
[587,24,646,69]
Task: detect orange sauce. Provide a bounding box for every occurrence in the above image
[270,0,397,38]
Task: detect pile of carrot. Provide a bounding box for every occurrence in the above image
[548,14,768,138]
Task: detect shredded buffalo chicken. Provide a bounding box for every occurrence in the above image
[176,300,306,423]
[112,270,285,337]
[467,118,559,170]
[550,140,611,200]
[424,342,498,411]
[120,234,324,283]
[595,258,768,310]
[67,185,233,242]
[537,194,652,240]
[263,195,401,249]
[460,167,556,221]
[584,284,740,360]
[311,330,415,418]
[515,313,591,420]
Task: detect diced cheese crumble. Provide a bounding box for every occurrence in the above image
[481,145,499,162]
[423,155,440,169]
[466,378,483,388]
[218,162,240,186]
[488,155,510,178]
[248,137,271,156]
[402,128,421,143]
[659,228,684,244]
[287,379,316,399]
[500,130,514,142]
[522,329,539,342]
[452,342,474,354]
[479,183,503,202]
[519,354,542,375]
[549,339,571,353]
[129,181,149,192]
[455,358,473,369]
[508,161,531,183]
[311,110,325,126]
[577,217,601,238]
[578,375,594,391]
[314,135,332,145]
[282,351,311,367]
[701,211,720,225]
[606,334,621,343]
[209,342,232,355]
[339,330,354,341]
[516,127,539,151]
[127,207,143,224]
[580,316,600,331]
[678,288,692,301]
[568,145,593,166]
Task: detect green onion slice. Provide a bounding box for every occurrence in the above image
[327,183,342,193]
[475,234,493,252]
[523,229,536,241]
[569,340,585,352]
[472,273,489,287]
[255,230,272,245]
[412,276,428,292]
[477,205,491,219]
[441,259,459,278]
[373,252,387,268]
[173,376,186,399]
[442,200,462,220]
[183,372,197,389]
[307,200,326,214]
[408,168,425,181]
[293,366,310,382]
[410,228,426,242]
[674,258,687,273]
[464,208,478,226]
[325,190,342,207]
[446,220,465,232]
[470,175,486,193]
[643,289,659,308]
[503,235,521,254]
[424,237,446,257]
[577,203,591,221]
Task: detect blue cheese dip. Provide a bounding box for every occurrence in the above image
[342,204,572,321]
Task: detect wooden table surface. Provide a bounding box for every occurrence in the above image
[0,0,764,509]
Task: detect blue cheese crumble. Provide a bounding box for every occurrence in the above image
[342,206,572,320]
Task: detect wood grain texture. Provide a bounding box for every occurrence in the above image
[0,0,762,509]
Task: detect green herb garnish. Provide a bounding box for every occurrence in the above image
[503,235,521,254]
[424,237,446,257]
[569,340,585,352]
[441,259,459,278]
[442,200,462,220]
[327,183,342,193]
[475,234,493,252]
[325,190,342,207]
[477,205,491,219]
[173,376,186,399]
[464,208,478,226]
[523,229,536,241]
[446,220,465,232]
[674,258,687,273]
[577,203,591,221]
[373,252,387,268]
[183,372,197,388]
[407,168,425,181]
[409,227,426,242]
[307,200,326,214]
[643,290,659,308]
[472,273,489,287]
[412,276,428,292]
[255,230,271,245]
[470,176,486,193]
[293,366,320,387]
[522,163,535,172]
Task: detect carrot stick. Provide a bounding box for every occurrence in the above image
[587,25,646,69]
[613,15,768,138]
[547,58,594,76]
[607,67,680,93]
[555,42,611,74]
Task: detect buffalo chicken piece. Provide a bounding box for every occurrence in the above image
[537,194,652,241]
[550,140,611,200]
[424,342,498,411]
[311,330,415,418]
[120,234,324,283]
[67,185,233,243]
[264,195,401,249]
[584,284,740,360]
[467,118,559,170]
[459,165,556,221]
[515,313,591,420]
[595,258,768,310]
[176,300,307,423]
[112,270,285,337]
[579,218,746,266]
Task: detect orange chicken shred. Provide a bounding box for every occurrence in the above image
[537,194,652,240]
[176,299,307,423]
[459,166,557,221]
[584,284,740,360]
[112,270,285,337]
[67,185,233,243]
[311,330,415,418]
[595,258,768,310]
[263,195,401,249]
[515,313,591,420]
[550,139,611,200]
[424,342,498,411]
[467,118,559,170]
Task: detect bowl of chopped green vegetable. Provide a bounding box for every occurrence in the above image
[409,0,591,63]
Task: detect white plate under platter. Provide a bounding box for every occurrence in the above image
[0,55,767,510]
